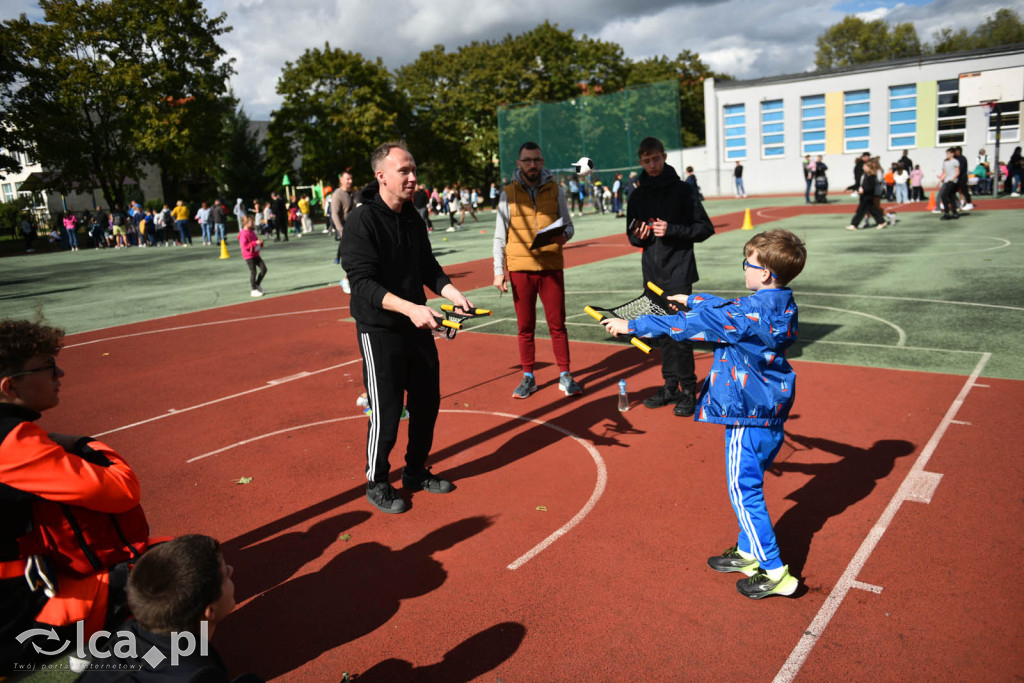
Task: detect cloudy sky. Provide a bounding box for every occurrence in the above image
[3,0,1021,119]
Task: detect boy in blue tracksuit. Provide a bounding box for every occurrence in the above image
[602,229,807,599]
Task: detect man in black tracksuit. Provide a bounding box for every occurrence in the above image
[341,141,473,515]
[626,137,714,417]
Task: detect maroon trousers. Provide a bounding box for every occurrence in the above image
[509,270,570,374]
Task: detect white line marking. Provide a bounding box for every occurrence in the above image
[800,304,907,347]
[185,409,606,571]
[950,419,972,425]
[974,383,990,388]
[774,352,990,683]
[64,307,351,348]
[94,359,361,438]
[905,470,943,504]
[852,581,883,594]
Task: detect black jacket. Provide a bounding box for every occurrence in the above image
[340,181,452,333]
[625,164,714,294]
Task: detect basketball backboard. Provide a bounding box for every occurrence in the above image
[958,67,1024,106]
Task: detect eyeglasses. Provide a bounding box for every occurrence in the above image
[7,358,60,380]
[518,157,544,165]
[742,260,776,278]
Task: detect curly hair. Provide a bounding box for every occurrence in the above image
[0,319,65,377]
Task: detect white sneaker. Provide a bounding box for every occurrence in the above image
[251,289,264,297]
[845,225,858,231]
[961,203,974,211]
[1012,192,1020,197]
[445,227,456,232]
[341,278,351,294]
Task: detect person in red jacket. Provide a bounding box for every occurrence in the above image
[1,318,150,672]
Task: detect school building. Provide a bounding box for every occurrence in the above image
[681,44,1024,197]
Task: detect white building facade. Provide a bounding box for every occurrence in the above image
[682,45,1024,197]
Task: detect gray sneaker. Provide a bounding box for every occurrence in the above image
[367,482,407,514]
[558,373,583,396]
[512,374,537,399]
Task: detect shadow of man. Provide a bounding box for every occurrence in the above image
[217,516,494,680]
[357,621,527,682]
[771,435,916,577]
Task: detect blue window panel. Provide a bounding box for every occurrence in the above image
[890,122,916,135]
[846,90,870,102]
[844,102,870,115]
[761,110,785,123]
[763,134,785,144]
[804,142,825,153]
[802,119,825,131]
[724,104,745,114]
[891,136,916,147]
[802,106,825,118]
[891,97,916,110]
[803,95,825,106]
[762,100,783,111]
[764,147,785,157]
[846,139,870,151]
[725,128,745,138]
[726,137,747,148]
[890,109,916,123]
[727,149,746,160]
[845,126,870,138]
[725,115,746,126]
[845,115,870,127]
[803,130,825,142]
[891,84,916,97]
[763,122,784,134]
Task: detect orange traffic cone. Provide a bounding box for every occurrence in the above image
[219,239,230,260]
[926,189,936,212]
[740,208,754,230]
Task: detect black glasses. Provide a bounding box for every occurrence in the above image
[8,358,60,380]
[518,157,544,165]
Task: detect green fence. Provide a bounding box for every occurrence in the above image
[497,80,681,183]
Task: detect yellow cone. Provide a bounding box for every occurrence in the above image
[740,208,754,231]
[219,239,230,259]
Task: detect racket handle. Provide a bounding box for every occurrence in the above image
[646,281,664,296]
[584,306,605,322]
[441,304,492,316]
[441,319,461,330]
[630,337,652,354]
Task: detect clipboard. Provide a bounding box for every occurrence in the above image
[530,217,567,250]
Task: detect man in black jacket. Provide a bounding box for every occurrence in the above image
[341,141,473,514]
[626,137,714,416]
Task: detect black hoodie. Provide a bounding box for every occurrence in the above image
[625,164,714,294]
[340,180,452,333]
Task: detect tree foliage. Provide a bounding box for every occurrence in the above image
[265,45,407,187]
[814,15,923,70]
[214,106,271,203]
[0,0,235,208]
[933,8,1024,53]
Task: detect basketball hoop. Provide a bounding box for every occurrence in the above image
[982,101,997,117]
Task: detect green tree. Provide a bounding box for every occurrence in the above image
[933,8,1024,52]
[627,51,727,147]
[814,15,923,69]
[265,45,407,188]
[0,0,234,209]
[214,106,270,203]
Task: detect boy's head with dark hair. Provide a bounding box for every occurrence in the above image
[637,137,665,158]
[127,535,235,635]
[0,319,64,378]
[744,229,806,287]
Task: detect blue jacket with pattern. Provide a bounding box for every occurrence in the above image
[628,288,798,427]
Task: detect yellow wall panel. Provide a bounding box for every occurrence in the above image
[917,80,938,148]
[825,91,843,155]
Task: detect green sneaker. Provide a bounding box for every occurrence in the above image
[707,545,759,576]
[736,566,798,599]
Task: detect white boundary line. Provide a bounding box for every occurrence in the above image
[65,307,351,349]
[93,359,362,438]
[773,351,991,683]
[184,409,606,572]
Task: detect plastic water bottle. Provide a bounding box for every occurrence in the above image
[617,379,629,412]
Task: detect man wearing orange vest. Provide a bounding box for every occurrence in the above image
[1,319,150,672]
[493,142,582,399]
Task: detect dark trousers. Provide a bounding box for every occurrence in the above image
[941,181,960,215]
[272,218,288,241]
[357,329,440,483]
[958,180,972,204]
[851,195,885,226]
[654,284,695,391]
[245,256,267,289]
